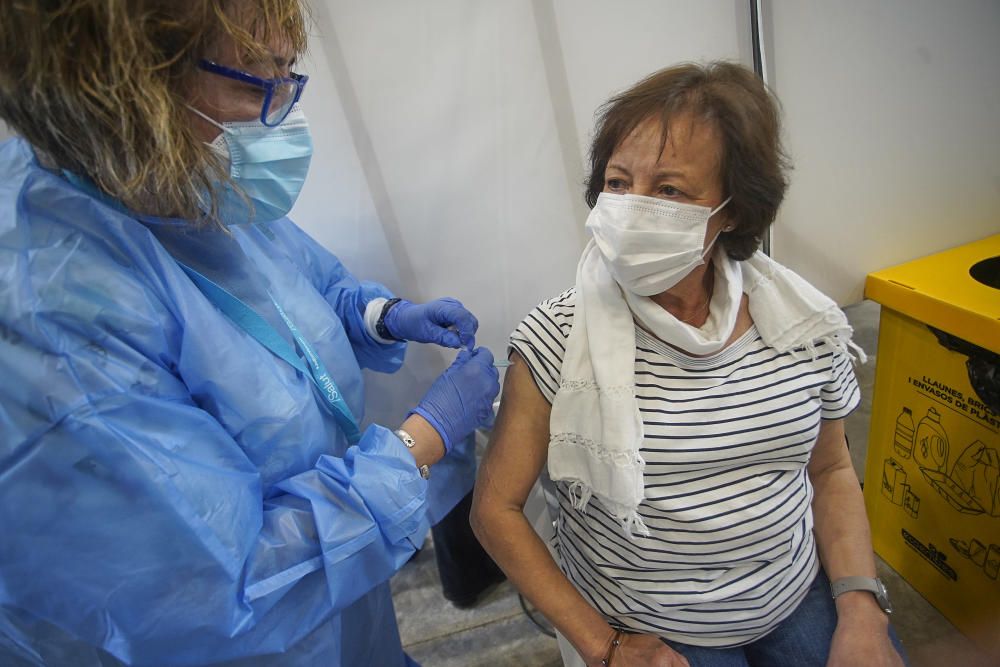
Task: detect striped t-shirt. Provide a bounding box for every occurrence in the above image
[509,288,860,647]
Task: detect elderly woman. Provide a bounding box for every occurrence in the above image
[0,1,499,665]
[473,62,907,667]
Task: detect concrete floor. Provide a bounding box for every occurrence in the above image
[392,300,996,667]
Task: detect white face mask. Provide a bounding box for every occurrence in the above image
[586,192,731,296]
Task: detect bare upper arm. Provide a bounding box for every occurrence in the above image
[807,418,852,481]
[473,351,553,514]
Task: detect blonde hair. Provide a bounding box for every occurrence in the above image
[0,0,308,222]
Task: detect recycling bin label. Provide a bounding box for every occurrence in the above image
[864,307,999,658]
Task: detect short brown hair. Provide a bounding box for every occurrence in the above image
[0,0,308,222]
[586,61,790,260]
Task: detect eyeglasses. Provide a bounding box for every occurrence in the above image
[198,59,309,127]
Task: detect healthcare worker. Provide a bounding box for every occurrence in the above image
[0,1,499,665]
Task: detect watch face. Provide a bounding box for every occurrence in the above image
[875,579,893,614]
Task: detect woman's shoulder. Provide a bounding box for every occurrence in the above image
[514,287,577,339]
[1,163,183,357]
[539,286,577,314]
[509,287,576,400]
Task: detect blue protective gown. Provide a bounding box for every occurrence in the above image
[0,138,474,666]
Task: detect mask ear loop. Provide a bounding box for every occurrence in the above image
[183,105,240,222]
[186,105,233,159]
[186,104,230,133]
[701,196,734,259]
[710,195,733,216]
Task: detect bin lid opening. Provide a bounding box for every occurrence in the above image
[970,256,1000,290]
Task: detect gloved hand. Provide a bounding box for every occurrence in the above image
[383,298,478,350]
[411,347,500,452]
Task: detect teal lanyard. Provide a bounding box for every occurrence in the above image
[178,263,363,444]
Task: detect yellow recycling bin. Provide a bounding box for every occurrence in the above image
[864,234,1000,659]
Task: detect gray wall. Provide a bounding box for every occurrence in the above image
[289,0,1000,424]
[767,0,1000,303]
[293,0,752,426]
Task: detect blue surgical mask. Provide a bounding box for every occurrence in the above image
[189,105,313,225]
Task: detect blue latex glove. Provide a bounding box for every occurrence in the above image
[383,298,478,350]
[411,347,500,452]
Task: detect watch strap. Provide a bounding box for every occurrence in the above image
[830,576,879,597]
[376,297,402,342]
[830,576,892,614]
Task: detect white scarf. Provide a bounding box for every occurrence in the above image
[548,244,865,537]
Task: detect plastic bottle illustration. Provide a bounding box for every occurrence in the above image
[914,407,949,473]
[893,407,915,459]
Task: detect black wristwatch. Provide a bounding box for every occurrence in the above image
[830,576,893,615]
[375,297,402,341]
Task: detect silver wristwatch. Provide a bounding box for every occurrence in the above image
[830,576,893,615]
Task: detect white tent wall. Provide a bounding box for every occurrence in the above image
[289,0,999,425]
[766,0,1000,303]
[292,0,751,426]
